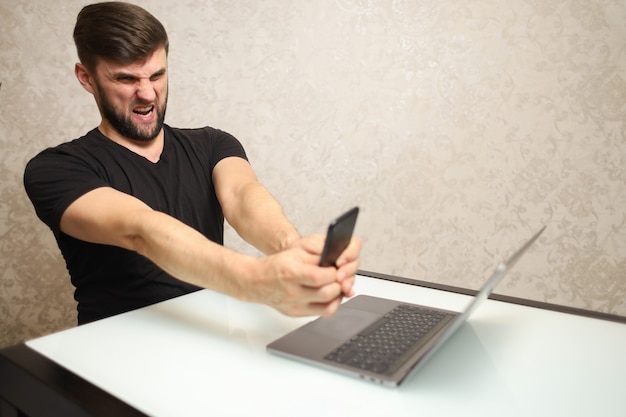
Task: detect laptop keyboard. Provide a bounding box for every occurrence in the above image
[324,304,454,375]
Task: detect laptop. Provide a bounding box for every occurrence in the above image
[267,226,546,386]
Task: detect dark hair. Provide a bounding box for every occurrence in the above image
[73,2,169,72]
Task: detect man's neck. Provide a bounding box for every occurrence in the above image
[98,123,165,163]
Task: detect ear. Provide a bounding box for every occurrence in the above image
[75,63,96,94]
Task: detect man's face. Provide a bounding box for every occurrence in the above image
[91,47,168,142]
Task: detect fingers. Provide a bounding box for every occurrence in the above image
[258,249,339,311]
[273,283,344,317]
[288,265,356,316]
[281,266,347,317]
[335,237,361,297]
[286,234,325,254]
[309,295,344,317]
[338,273,356,297]
[287,235,362,270]
[299,236,361,303]
[283,284,345,317]
[259,235,362,317]
[335,236,362,268]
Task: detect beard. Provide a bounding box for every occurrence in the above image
[95,81,168,142]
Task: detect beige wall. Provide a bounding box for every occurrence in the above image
[1,0,624,348]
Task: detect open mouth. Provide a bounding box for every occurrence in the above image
[133,105,155,117]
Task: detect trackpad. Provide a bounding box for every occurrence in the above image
[304,308,380,340]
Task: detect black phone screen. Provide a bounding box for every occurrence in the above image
[319,206,359,267]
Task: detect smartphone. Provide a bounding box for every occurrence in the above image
[319,206,359,267]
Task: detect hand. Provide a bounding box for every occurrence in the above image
[334,235,362,297]
[244,234,361,317]
[254,246,346,317]
[288,234,362,301]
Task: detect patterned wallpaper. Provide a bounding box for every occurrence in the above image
[1,0,624,348]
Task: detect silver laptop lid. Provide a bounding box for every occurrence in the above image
[402,225,546,383]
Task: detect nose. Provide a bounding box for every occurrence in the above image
[136,78,157,102]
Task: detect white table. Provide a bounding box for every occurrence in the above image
[2,273,626,417]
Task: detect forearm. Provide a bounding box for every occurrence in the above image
[130,210,349,316]
[224,181,301,254]
[129,209,258,299]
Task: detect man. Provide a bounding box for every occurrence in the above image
[23,2,360,325]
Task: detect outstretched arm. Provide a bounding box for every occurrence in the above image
[212,157,300,255]
[213,157,361,297]
[59,183,356,316]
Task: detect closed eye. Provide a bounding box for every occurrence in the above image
[115,74,139,84]
[112,68,166,84]
[150,69,166,81]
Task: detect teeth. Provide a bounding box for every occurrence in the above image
[134,106,153,116]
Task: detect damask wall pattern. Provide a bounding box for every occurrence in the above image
[1,0,624,347]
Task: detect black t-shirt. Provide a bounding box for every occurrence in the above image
[24,125,248,324]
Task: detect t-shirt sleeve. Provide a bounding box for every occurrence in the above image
[24,126,248,235]
[205,127,248,168]
[23,149,109,234]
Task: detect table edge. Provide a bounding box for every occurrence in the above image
[358,269,626,324]
[0,344,147,417]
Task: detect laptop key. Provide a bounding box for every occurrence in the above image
[324,305,454,375]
